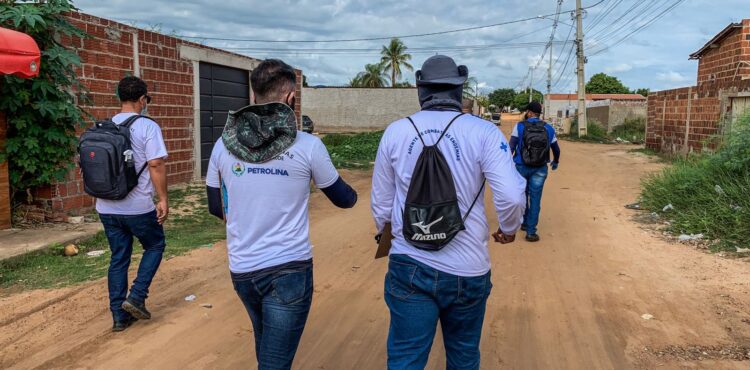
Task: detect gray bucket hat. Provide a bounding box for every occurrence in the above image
[222,102,297,164]
[415,55,469,86]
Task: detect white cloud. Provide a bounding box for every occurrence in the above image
[656,71,688,83]
[605,63,632,73]
[487,59,513,70]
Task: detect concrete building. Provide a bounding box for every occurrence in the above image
[586,99,647,133]
[544,93,646,131]
[647,19,750,154]
[0,12,303,226]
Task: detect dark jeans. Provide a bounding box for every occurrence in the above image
[515,163,549,235]
[232,260,314,370]
[385,254,492,370]
[100,210,166,322]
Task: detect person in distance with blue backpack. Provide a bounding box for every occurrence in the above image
[371,55,526,369]
[78,76,169,332]
[509,101,562,242]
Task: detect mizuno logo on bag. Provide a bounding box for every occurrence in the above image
[411,217,443,234]
[411,217,447,241]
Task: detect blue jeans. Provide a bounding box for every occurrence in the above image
[385,254,492,370]
[515,164,549,235]
[100,210,166,322]
[232,262,313,370]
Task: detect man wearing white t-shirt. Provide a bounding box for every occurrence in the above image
[205,59,357,370]
[371,55,526,369]
[97,76,169,332]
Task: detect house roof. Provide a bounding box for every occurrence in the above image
[546,93,646,101]
[689,22,743,60]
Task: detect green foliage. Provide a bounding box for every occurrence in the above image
[586,72,630,94]
[610,117,646,143]
[640,113,750,251]
[380,38,413,88]
[0,1,89,197]
[350,63,388,88]
[568,118,608,141]
[634,88,650,97]
[322,131,384,168]
[512,89,543,110]
[488,88,516,110]
[463,77,479,99]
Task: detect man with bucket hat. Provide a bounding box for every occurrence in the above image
[371,55,526,369]
[205,59,357,369]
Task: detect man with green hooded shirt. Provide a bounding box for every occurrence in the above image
[205,59,357,369]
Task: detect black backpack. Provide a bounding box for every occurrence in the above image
[520,120,551,167]
[402,113,484,251]
[78,115,148,200]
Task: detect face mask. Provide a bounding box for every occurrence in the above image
[140,104,149,115]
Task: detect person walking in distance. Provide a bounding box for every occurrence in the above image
[205,59,357,370]
[371,55,527,369]
[81,76,169,332]
[509,101,561,242]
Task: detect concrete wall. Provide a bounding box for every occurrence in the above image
[10,12,302,221]
[302,87,420,132]
[586,100,647,132]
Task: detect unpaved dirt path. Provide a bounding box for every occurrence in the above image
[2,123,750,370]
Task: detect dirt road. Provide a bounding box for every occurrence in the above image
[2,123,750,369]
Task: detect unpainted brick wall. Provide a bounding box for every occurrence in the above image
[0,111,10,229]
[697,20,750,86]
[22,12,302,220]
[646,80,750,154]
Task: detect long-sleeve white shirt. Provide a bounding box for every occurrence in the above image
[371,110,526,276]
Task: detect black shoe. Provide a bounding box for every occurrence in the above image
[521,225,527,231]
[122,298,151,320]
[525,234,540,242]
[112,316,138,332]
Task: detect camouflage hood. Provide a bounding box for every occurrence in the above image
[222,102,298,163]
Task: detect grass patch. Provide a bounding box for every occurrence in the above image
[322,131,383,169]
[610,117,646,144]
[0,184,225,290]
[564,118,610,143]
[639,113,750,252]
[563,117,646,144]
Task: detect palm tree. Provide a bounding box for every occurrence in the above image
[463,77,479,99]
[354,63,388,88]
[380,38,413,87]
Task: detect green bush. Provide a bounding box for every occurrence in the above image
[323,131,384,168]
[569,118,608,141]
[611,117,646,143]
[640,113,750,251]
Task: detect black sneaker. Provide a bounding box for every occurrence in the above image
[122,298,151,320]
[112,316,138,332]
[525,234,540,242]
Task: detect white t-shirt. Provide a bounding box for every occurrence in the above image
[205,132,339,273]
[96,113,168,215]
[371,110,527,277]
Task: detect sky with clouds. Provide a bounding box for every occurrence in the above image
[75,0,749,94]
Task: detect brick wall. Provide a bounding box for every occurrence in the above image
[0,111,10,229]
[646,80,750,154]
[697,20,750,86]
[18,12,302,220]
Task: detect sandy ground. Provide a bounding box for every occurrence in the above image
[2,121,750,370]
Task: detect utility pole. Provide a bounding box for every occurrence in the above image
[546,43,552,119]
[529,67,535,103]
[575,0,588,136]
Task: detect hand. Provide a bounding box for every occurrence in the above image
[156,199,169,225]
[375,233,382,244]
[492,229,516,244]
[551,161,559,171]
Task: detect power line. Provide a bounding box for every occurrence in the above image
[587,0,664,50]
[115,0,605,43]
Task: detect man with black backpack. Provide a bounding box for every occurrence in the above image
[79,76,169,332]
[371,55,526,369]
[509,101,561,242]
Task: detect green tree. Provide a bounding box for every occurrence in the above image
[488,88,517,110]
[380,38,413,88]
[0,1,89,199]
[302,74,309,87]
[634,88,650,97]
[512,89,544,111]
[585,72,630,94]
[353,63,388,88]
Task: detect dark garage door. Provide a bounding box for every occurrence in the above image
[200,62,250,176]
